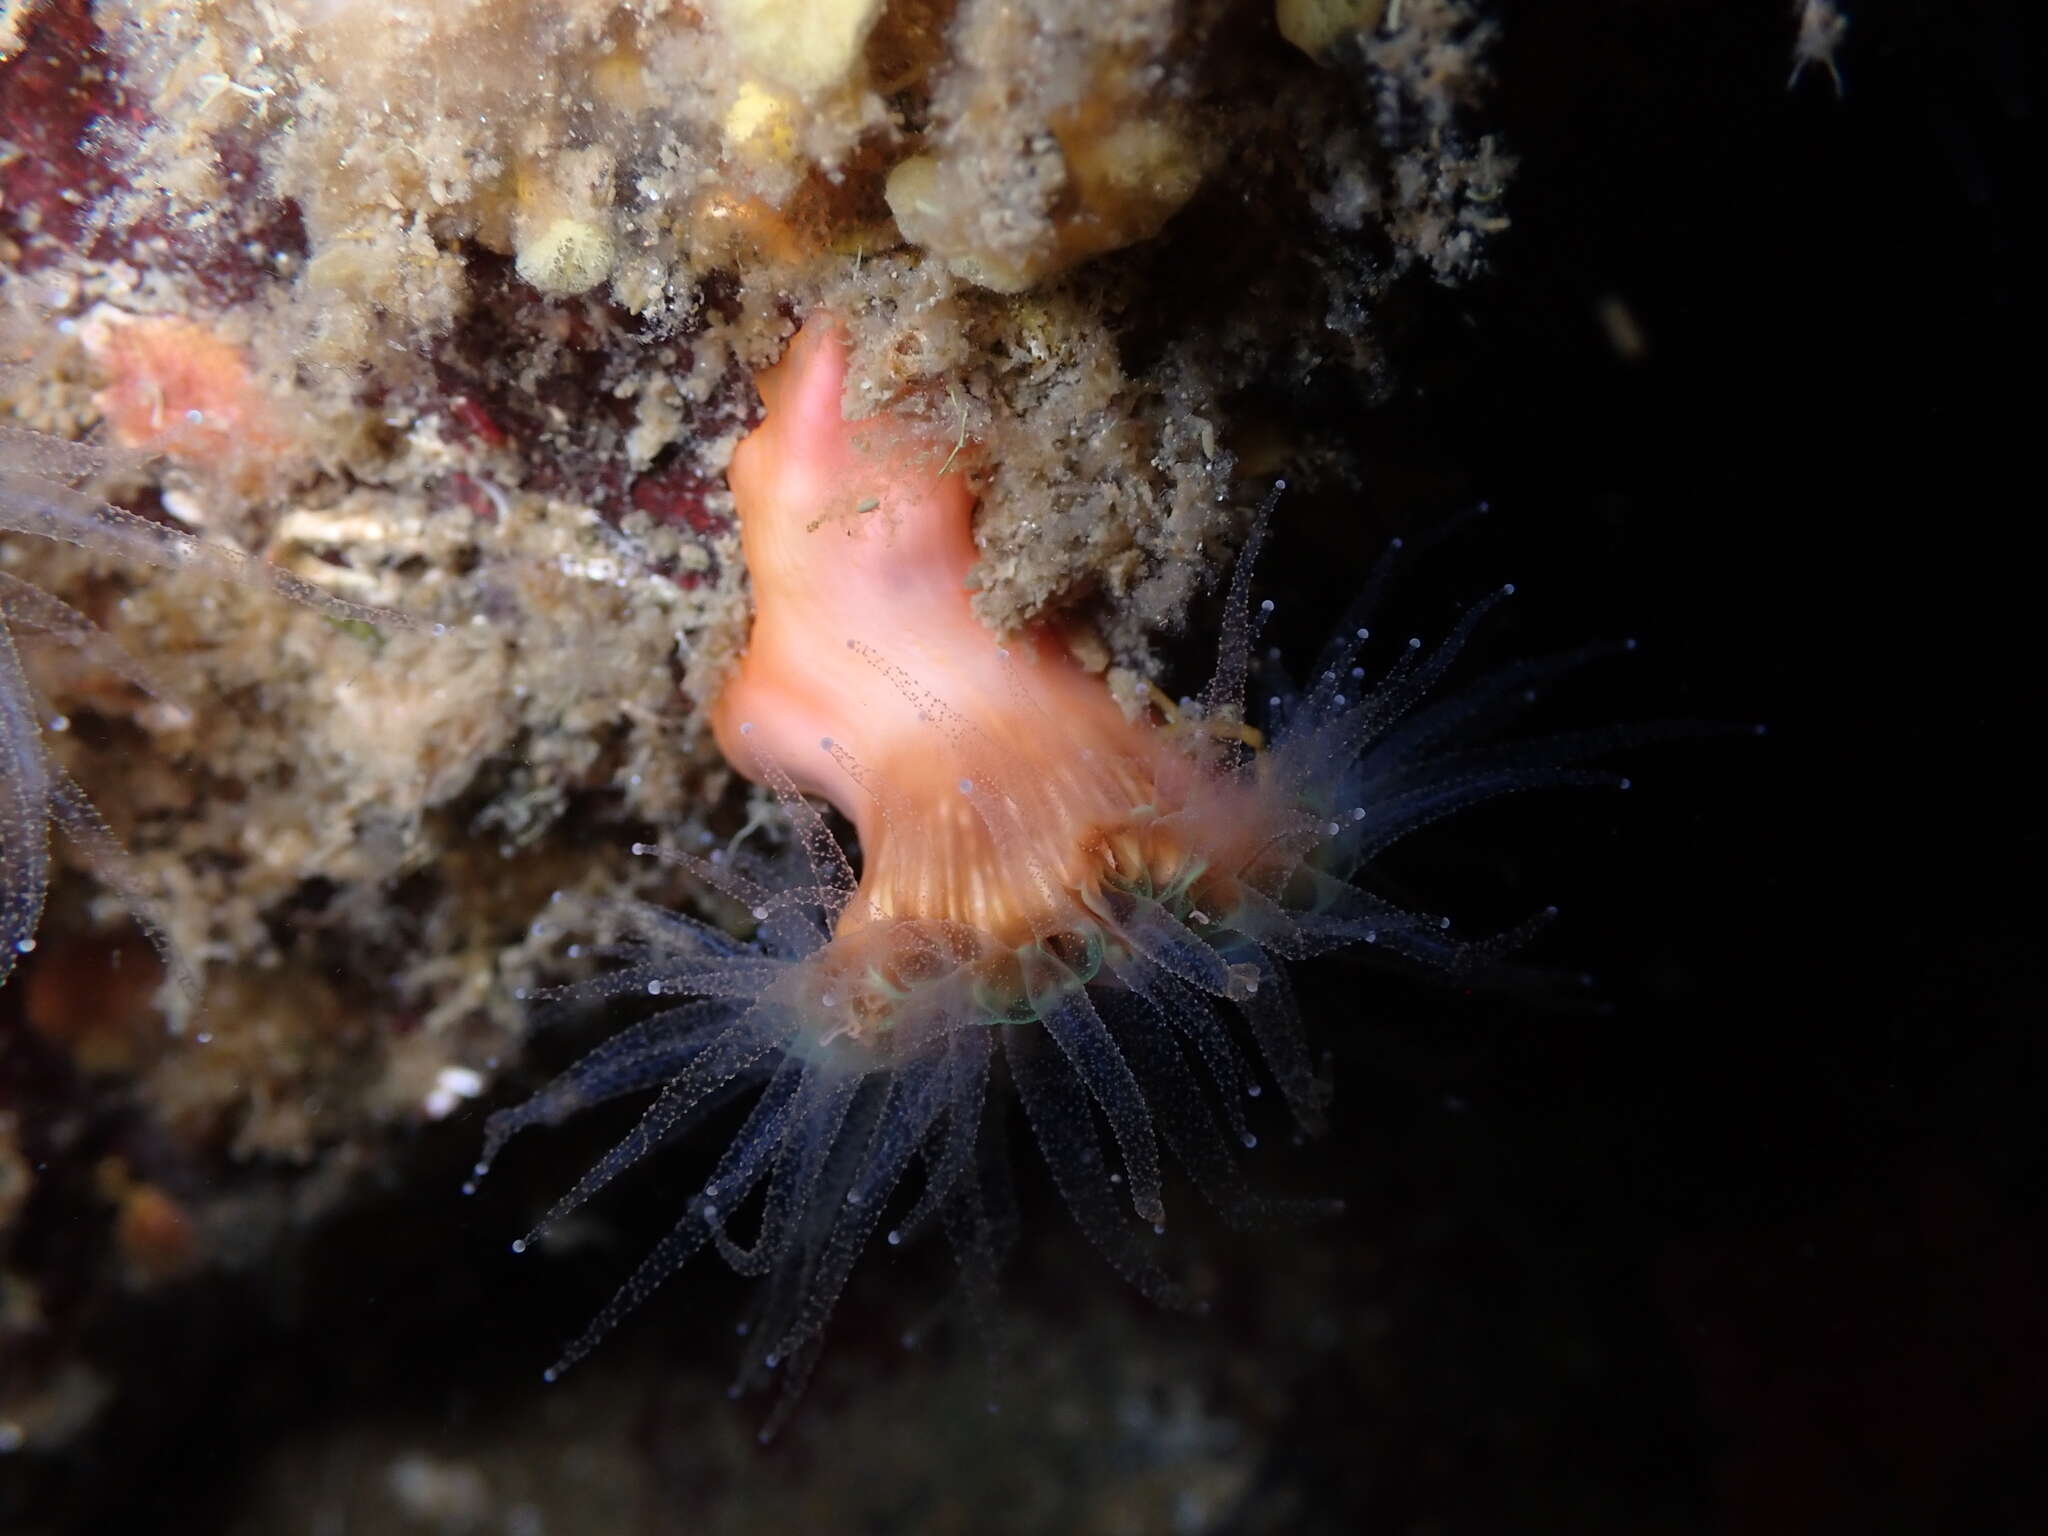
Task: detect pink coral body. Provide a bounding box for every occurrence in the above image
[712,319,1219,953]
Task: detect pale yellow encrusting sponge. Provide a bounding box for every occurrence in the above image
[711,0,886,100]
[514,217,618,297]
[1276,0,1388,62]
[512,142,620,297]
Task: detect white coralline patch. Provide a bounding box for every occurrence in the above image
[424,1064,487,1121]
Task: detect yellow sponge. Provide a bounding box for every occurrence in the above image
[1276,0,1387,60]
[514,216,616,296]
[713,0,885,98]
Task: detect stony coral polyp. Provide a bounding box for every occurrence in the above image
[475,318,1635,1427]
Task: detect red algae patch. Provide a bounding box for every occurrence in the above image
[0,0,142,266]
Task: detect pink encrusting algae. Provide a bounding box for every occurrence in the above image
[77,310,305,499]
[478,316,1637,1430]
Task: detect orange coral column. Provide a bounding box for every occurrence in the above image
[711,318,1156,942]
